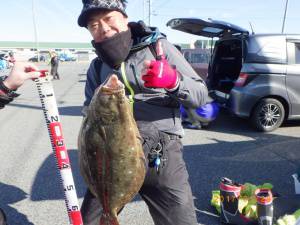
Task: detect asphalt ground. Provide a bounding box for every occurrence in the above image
[0,62,300,225]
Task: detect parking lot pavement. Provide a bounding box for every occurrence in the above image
[0,62,299,225]
[183,110,300,224]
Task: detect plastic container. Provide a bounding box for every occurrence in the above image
[255,188,273,225]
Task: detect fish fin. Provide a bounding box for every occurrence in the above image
[98,126,107,142]
[99,214,119,225]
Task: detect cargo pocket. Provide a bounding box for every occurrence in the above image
[137,121,171,172]
[137,121,160,169]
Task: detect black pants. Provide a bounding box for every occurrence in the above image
[80,139,198,225]
[51,65,60,79]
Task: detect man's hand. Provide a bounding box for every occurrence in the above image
[3,62,40,90]
[142,40,179,90]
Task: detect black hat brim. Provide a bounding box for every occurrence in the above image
[78,8,104,27]
[78,8,127,28]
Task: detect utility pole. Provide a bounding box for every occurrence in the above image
[32,0,39,61]
[143,0,145,22]
[148,0,152,26]
[281,0,289,33]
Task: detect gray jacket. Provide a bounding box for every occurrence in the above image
[83,22,208,136]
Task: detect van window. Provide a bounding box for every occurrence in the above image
[295,43,300,64]
[191,53,208,63]
[245,36,286,64]
[287,42,300,64]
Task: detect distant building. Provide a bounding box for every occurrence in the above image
[0,41,93,50]
[0,41,95,62]
[174,39,216,50]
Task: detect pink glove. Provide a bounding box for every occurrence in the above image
[142,41,179,90]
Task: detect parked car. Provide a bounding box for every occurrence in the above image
[58,53,77,62]
[28,55,46,62]
[167,18,300,132]
[0,53,8,70]
[0,58,8,70]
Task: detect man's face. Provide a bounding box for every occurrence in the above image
[87,10,128,43]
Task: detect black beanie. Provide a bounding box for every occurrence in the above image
[78,0,128,27]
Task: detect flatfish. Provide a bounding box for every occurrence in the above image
[78,75,146,225]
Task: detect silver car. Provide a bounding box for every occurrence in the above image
[167,18,300,132]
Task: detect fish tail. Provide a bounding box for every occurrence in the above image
[99,214,119,225]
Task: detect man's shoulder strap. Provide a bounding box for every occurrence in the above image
[129,20,166,59]
[148,37,166,59]
[148,41,158,59]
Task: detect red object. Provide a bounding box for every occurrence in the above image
[255,188,273,205]
[49,122,70,169]
[220,181,242,198]
[26,68,48,78]
[38,70,48,77]
[69,211,83,225]
[142,58,178,89]
[235,73,249,87]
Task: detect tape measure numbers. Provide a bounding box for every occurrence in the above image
[35,74,83,225]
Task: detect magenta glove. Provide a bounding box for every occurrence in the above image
[142,40,179,90]
[142,59,178,89]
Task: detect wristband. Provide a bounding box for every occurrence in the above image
[0,77,20,109]
[0,77,20,98]
[0,90,13,109]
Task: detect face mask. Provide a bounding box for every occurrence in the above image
[92,29,133,68]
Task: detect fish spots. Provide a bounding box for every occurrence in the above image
[79,75,146,225]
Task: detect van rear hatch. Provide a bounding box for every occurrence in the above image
[167,18,249,104]
[166,18,249,38]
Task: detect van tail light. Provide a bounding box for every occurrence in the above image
[235,73,249,87]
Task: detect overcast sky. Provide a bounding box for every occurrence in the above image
[0,0,299,44]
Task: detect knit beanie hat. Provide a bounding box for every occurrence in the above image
[78,0,127,27]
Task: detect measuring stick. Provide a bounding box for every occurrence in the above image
[34,70,83,225]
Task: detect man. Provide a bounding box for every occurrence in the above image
[0,62,40,225]
[50,51,60,80]
[77,0,208,224]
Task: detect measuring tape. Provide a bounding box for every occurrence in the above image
[34,70,83,225]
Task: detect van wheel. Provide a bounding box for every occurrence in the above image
[251,98,285,132]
